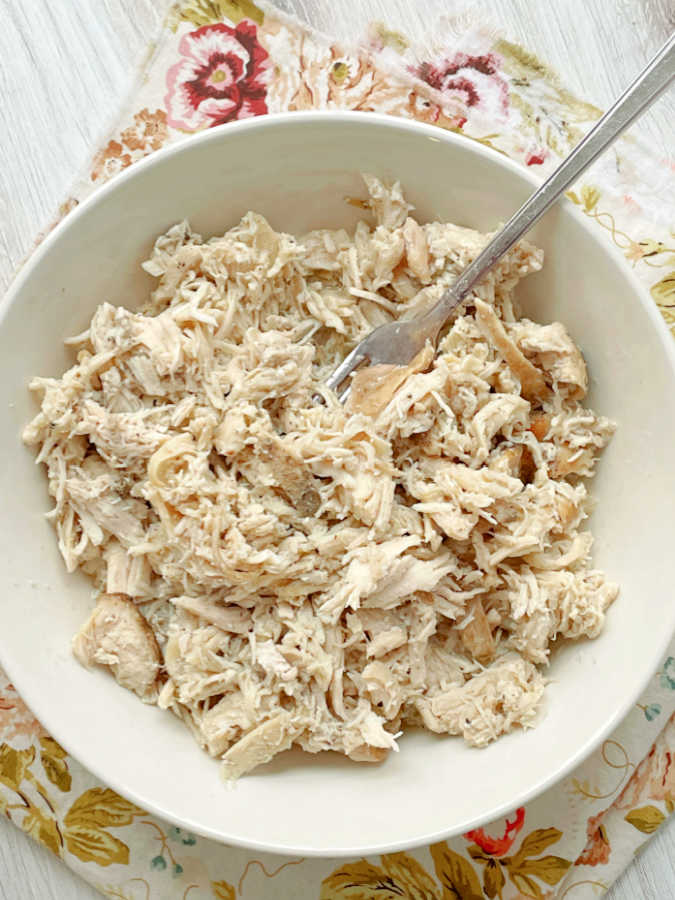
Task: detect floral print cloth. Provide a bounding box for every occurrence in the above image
[3,2,675,898]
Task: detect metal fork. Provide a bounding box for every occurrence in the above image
[325,32,675,402]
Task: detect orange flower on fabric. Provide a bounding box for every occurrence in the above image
[576,812,611,866]
[120,108,168,152]
[91,140,132,182]
[465,806,526,856]
[90,109,168,183]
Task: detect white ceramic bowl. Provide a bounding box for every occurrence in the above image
[2,112,674,857]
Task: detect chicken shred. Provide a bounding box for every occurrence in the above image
[24,176,617,777]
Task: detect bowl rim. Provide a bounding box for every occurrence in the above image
[2,109,675,857]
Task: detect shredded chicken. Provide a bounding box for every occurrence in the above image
[24,176,617,778]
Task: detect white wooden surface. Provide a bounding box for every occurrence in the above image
[0,0,673,897]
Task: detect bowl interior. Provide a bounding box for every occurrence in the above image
[1,113,674,855]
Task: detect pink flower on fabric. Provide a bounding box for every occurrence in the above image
[418,52,509,118]
[165,22,269,131]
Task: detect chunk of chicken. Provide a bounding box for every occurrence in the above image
[256,437,320,517]
[516,321,588,399]
[169,595,252,634]
[416,653,545,747]
[72,593,161,702]
[529,412,550,441]
[347,344,434,417]
[220,714,296,780]
[347,744,389,763]
[474,299,550,402]
[460,598,495,664]
[403,217,431,283]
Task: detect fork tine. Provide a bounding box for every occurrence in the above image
[324,344,369,394]
[337,384,352,405]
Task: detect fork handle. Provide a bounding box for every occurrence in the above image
[422,31,675,334]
